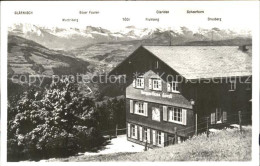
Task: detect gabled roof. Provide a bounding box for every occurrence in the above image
[143,46,251,79]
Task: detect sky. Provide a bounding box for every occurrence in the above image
[1,1,258,32]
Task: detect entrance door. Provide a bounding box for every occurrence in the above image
[167,135,175,146]
[211,108,227,124]
[216,108,222,124]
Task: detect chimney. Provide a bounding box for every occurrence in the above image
[239,45,248,52]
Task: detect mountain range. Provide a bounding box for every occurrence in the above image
[8,23,252,50]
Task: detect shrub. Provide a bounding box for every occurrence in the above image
[7,79,104,161]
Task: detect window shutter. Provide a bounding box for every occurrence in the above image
[211,113,216,124]
[134,125,138,139]
[135,103,138,114]
[163,106,168,121]
[149,79,152,89]
[139,126,143,141]
[127,123,131,137]
[169,110,172,121]
[223,111,227,123]
[152,130,156,145]
[176,82,179,91]
[144,102,148,116]
[147,129,150,143]
[141,78,144,88]
[130,100,133,113]
[133,79,136,88]
[161,132,165,147]
[167,82,171,92]
[182,109,187,125]
[158,80,162,90]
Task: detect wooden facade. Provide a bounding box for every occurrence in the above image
[110,46,252,148]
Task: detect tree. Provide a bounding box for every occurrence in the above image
[7,78,103,161]
[95,97,126,132]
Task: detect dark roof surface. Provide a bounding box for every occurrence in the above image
[143,46,252,79]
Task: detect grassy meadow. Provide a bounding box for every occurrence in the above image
[48,126,251,162]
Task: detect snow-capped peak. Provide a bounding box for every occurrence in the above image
[9,23,43,36]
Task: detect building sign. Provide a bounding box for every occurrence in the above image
[141,90,173,99]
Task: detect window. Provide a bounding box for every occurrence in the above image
[134,101,147,116]
[152,79,161,91]
[131,124,136,138]
[136,102,144,114]
[174,108,182,122]
[171,81,179,92]
[229,80,236,91]
[136,77,144,89]
[169,107,182,123]
[157,131,162,145]
[153,80,159,89]
[134,102,146,116]
[167,81,180,93]
[152,107,160,121]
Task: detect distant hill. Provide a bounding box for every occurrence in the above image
[67,40,142,73]
[8,35,126,101]
[180,37,252,46]
[8,35,89,76]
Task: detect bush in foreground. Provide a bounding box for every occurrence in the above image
[7,79,104,161]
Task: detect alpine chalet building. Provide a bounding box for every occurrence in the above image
[110,46,252,148]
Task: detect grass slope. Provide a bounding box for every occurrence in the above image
[8,35,89,76]
[121,126,251,162]
[48,126,251,162]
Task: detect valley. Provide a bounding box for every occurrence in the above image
[7,24,252,100]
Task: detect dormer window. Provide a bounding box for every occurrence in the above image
[133,77,144,89]
[136,78,143,88]
[167,81,179,93]
[152,79,162,91]
[148,78,162,91]
[171,81,179,92]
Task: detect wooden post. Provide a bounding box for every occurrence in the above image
[115,124,118,138]
[195,113,198,136]
[144,140,148,151]
[174,127,178,144]
[206,117,209,138]
[239,111,242,132]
